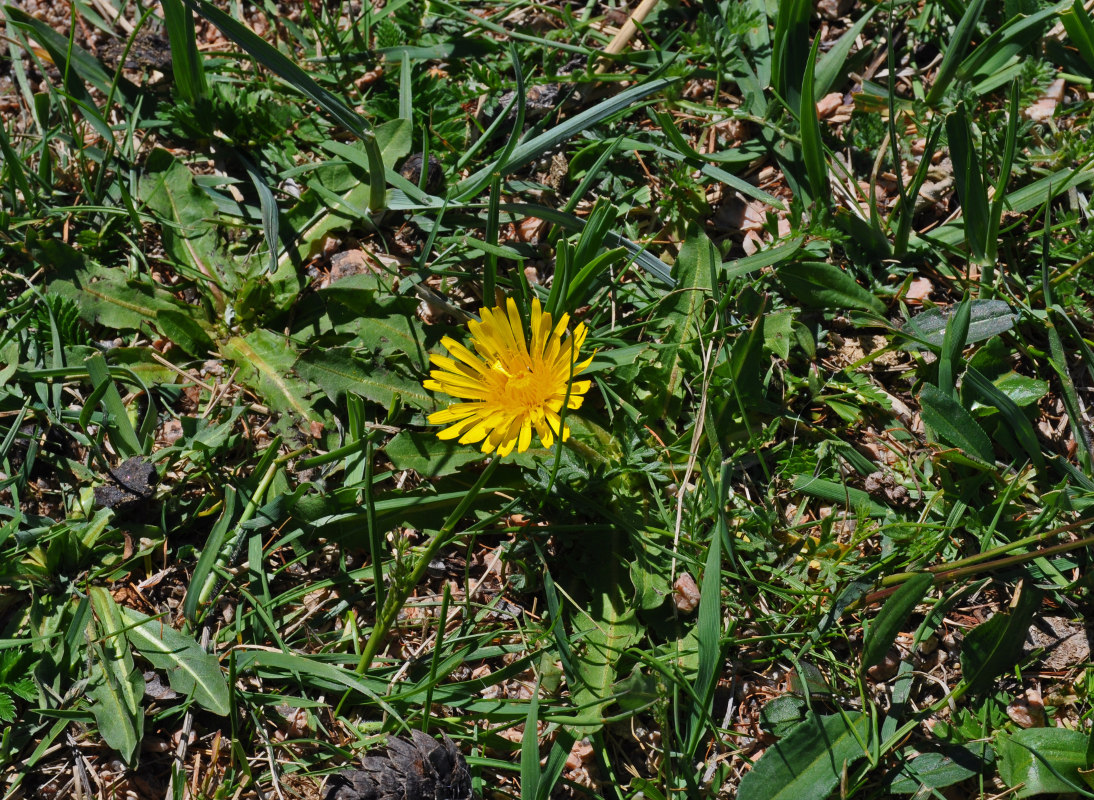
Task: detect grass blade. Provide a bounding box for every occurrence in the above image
[454,76,678,199]
[925,0,988,105]
[799,36,830,212]
[160,0,209,109]
[182,0,387,210]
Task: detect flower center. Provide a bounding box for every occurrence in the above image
[492,363,551,411]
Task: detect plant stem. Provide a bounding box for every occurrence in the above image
[352,456,501,676]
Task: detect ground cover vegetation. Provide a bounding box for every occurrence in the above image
[1,0,1093,797]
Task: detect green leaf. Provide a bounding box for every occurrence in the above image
[888,747,984,793]
[814,6,878,96]
[88,588,144,767]
[221,329,317,419]
[156,308,216,357]
[51,270,180,332]
[119,606,230,716]
[320,117,414,172]
[862,573,934,671]
[3,6,139,103]
[938,294,972,396]
[964,367,1044,468]
[737,711,871,800]
[799,36,830,210]
[140,149,226,292]
[919,384,994,463]
[903,300,1016,349]
[763,310,794,360]
[997,727,1093,797]
[1059,0,1094,75]
[992,372,1050,407]
[88,649,144,768]
[654,225,713,420]
[161,0,209,108]
[960,586,1040,695]
[182,0,387,210]
[454,76,678,200]
[568,531,642,733]
[383,432,485,477]
[687,522,724,754]
[777,261,885,313]
[945,106,990,260]
[925,0,988,105]
[85,353,144,458]
[790,475,889,517]
[770,0,812,109]
[295,348,432,410]
[724,236,804,281]
[958,7,1056,89]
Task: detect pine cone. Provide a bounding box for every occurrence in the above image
[325,730,475,800]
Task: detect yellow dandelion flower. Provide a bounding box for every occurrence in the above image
[423,296,593,457]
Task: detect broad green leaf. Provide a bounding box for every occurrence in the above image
[992,371,1050,406]
[383,431,485,477]
[627,527,672,612]
[777,261,885,313]
[51,270,179,332]
[903,300,1016,349]
[220,329,317,419]
[88,588,144,767]
[568,531,642,733]
[759,696,808,737]
[655,225,713,420]
[763,310,793,360]
[352,311,426,358]
[919,384,994,463]
[737,711,871,800]
[119,606,230,716]
[156,308,216,357]
[862,573,934,671]
[960,586,1040,695]
[140,149,226,291]
[88,648,144,768]
[997,727,1092,797]
[320,118,414,173]
[888,747,984,793]
[295,348,432,410]
[279,162,372,270]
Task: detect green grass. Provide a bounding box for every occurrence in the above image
[2,0,1094,798]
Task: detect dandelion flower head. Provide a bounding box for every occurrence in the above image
[423,296,593,456]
